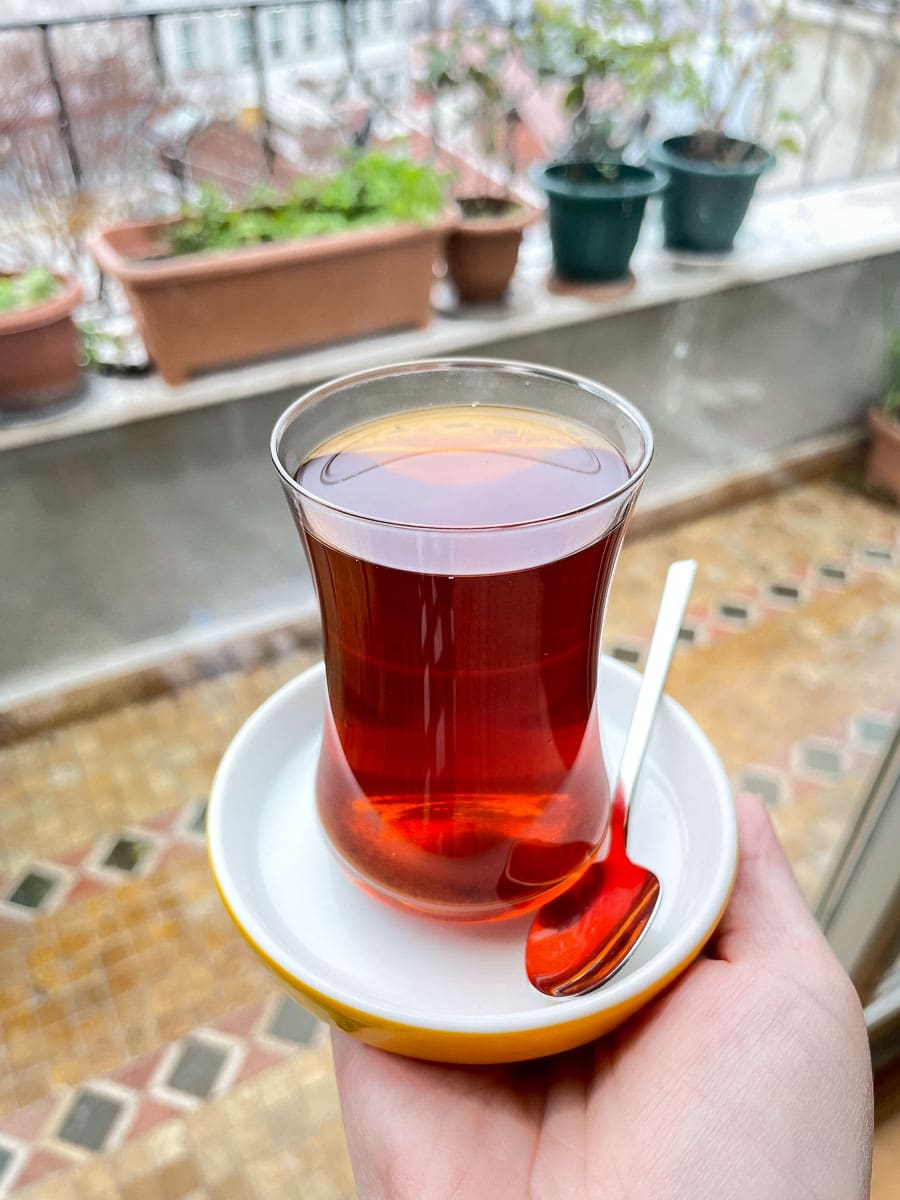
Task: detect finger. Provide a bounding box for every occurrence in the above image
[332,1031,419,1193]
[332,1028,415,1111]
[711,791,827,963]
[331,1026,360,1077]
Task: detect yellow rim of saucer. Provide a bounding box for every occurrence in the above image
[208,843,736,1065]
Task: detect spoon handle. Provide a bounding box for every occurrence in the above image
[616,559,697,832]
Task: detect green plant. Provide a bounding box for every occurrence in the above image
[524,0,694,160]
[166,153,448,257]
[0,268,61,315]
[687,0,800,157]
[420,25,521,191]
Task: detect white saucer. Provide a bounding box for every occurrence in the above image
[208,658,737,1064]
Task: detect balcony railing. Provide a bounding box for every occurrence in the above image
[0,0,897,215]
[0,1,409,198]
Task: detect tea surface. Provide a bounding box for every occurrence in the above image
[295,404,630,528]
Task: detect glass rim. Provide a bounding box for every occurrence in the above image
[270,357,654,533]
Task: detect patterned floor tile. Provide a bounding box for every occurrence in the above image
[55,1087,131,1154]
[2,868,72,922]
[0,1139,26,1197]
[101,838,157,877]
[737,767,786,809]
[5,875,57,915]
[266,998,320,1048]
[0,476,898,1197]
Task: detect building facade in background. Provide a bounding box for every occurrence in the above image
[0,1,412,137]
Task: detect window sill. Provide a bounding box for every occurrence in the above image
[1,173,897,456]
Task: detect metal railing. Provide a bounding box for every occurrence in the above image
[0,2,347,192]
[781,0,900,184]
[0,0,897,212]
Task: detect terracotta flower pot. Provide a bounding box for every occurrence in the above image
[91,215,455,385]
[444,197,533,304]
[866,405,900,503]
[0,275,83,413]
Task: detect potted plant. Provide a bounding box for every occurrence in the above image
[535,161,666,283]
[0,268,83,413]
[866,330,900,503]
[90,152,452,385]
[525,1,681,284]
[421,25,533,304]
[654,0,798,254]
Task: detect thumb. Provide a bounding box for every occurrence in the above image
[711,792,829,963]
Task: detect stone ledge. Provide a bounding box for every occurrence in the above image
[2,173,898,455]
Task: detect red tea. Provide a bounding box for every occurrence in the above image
[294,405,633,920]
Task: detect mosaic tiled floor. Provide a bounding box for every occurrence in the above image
[1,476,899,1199]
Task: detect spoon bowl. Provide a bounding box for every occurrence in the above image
[526,560,697,998]
[526,793,661,996]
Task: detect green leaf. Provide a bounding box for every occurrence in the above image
[565,81,586,111]
[0,268,62,314]
[162,153,449,258]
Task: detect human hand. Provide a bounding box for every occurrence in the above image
[332,793,873,1200]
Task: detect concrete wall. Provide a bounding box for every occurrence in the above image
[4,252,896,697]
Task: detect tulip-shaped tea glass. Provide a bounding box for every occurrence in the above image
[271,359,653,922]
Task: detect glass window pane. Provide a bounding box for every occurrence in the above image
[302,5,317,50]
[236,11,254,65]
[269,9,286,59]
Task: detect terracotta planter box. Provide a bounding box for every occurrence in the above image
[445,198,534,305]
[91,216,455,385]
[0,275,83,413]
[866,405,900,503]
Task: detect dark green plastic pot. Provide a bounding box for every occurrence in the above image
[654,134,775,254]
[535,162,668,283]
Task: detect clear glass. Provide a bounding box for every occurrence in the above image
[272,358,653,921]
